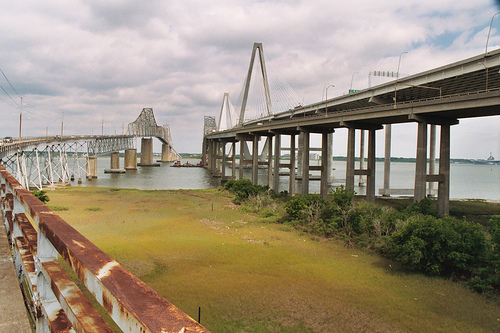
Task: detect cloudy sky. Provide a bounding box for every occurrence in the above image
[1,0,499,159]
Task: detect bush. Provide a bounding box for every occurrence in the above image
[32,190,50,204]
[385,215,487,277]
[330,185,354,211]
[224,179,269,203]
[402,197,439,217]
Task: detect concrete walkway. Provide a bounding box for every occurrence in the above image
[0,228,32,332]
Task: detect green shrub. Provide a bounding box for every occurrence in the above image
[224,179,269,203]
[385,215,487,277]
[402,197,438,217]
[32,190,50,204]
[330,185,354,211]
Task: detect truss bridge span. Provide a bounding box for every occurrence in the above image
[0,108,179,190]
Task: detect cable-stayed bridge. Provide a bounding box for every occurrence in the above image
[204,43,500,216]
[0,107,180,190]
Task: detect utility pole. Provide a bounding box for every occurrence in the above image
[19,97,23,142]
[61,112,64,138]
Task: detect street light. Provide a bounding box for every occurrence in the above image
[325,84,335,116]
[485,11,500,54]
[19,97,23,143]
[349,72,358,91]
[395,51,407,106]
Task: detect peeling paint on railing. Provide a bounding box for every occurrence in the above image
[0,165,210,333]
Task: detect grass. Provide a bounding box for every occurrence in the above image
[48,187,500,332]
[48,205,69,211]
[85,206,102,211]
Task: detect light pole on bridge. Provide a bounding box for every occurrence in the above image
[18,97,23,144]
[325,84,335,116]
[485,11,500,54]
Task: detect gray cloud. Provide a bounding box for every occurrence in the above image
[0,0,498,158]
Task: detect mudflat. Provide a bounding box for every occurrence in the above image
[48,187,500,332]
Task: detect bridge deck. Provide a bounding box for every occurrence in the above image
[0,228,31,332]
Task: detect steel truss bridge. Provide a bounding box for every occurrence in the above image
[204,44,500,216]
[0,108,179,190]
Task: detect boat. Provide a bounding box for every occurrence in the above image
[170,160,204,167]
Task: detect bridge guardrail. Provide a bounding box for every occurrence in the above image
[0,165,209,333]
[209,88,500,135]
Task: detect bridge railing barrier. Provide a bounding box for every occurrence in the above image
[0,165,209,333]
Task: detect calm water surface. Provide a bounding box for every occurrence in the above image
[78,158,500,201]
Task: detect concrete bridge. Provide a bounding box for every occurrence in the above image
[0,107,180,190]
[203,43,500,216]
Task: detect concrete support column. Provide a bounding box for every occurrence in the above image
[86,156,97,180]
[105,151,125,174]
[359,130,366,186]
[320,132,330,200]
[215,141,222,177]
[327,132,333,185]
[160,143,174,162]
[273,134,281,191]
[438,124,451,216]
[110,152,120,169]
[428,125,437,196]
[124,149,137,170]
[345,127,356,192]
[267,136,273,187]
[201,137,207,166]
[289,134,296,196]
[239,140,245,179]
[414,122,428,202]
[297,132,303,176]
[138,138,159,167]
[231,141,236,179]
[252,136,259,185]
[383,124,391,196]
[301,130,310,196]
[366,129,376,202]
[206,140,212,173]
[221,141,226,179]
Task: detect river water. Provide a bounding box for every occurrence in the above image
[74,157,500,201]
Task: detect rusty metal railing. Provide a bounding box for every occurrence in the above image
[0,165,209,333]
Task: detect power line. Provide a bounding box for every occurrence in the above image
[0,96,19,110]
[0,68,19,96]
[0,84,19,107]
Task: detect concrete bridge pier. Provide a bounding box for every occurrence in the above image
[346,125,380,202]
[124,149,137,170]
[265,135,273,188]
[206,140,213,174]
[300,129,310,195]
[345,127,356,192]
[252,135,260,185]
[104,152,125,174]
[138,138,160,167]
[382,124,392,196]
[221,141,226,179]
[217,141,224,179]
[289,133,296,195]
[273,133,281,192]
[86,156,98,180]
[231,141,236,179]
[414,121,428,201]
[159,143,176,162]
[320,131,335,199]
[412,116,457,215]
